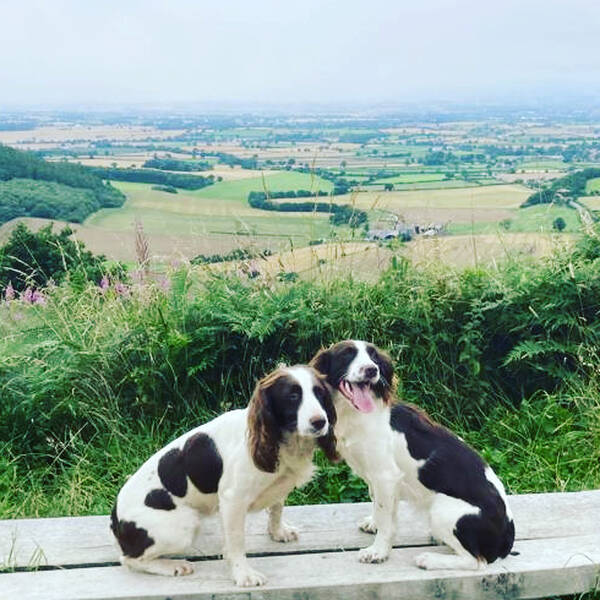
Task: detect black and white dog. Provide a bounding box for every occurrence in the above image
[311,340,515,570]
[111,365,337,587]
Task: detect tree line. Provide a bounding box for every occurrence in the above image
[248,191,368,228]
[88,166,215,190]
[142,157,213,172]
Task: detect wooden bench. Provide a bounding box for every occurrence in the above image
[1,490,599,600]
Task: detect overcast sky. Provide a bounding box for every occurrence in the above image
[1,0,599,108]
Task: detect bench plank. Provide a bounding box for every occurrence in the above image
[2,534,599,600]
[1,490,599,570]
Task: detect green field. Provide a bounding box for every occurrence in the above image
[447,204,581,235]
[87,181,331,238]
[585,177,600,194]
[370,173,447,185]
[194,170,334,201]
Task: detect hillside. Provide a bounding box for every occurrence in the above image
[0,143,125,224]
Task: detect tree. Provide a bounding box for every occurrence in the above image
[384,183,394,192]
[0,223,123,292]
[553,217,567,232]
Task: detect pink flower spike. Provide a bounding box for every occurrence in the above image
[158,275,170,292]
[4,282,15,302]
[22,287,34,304]
[114,282,130,297]
[32,290,46,306]
[99,276,109,292]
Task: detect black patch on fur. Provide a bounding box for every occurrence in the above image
[366,343,394,397]
[110,504,155,558]
[454,515,515,564]
[266,373,304,432]
[312,341,358,387]
[157,447,187,497]
[144,488,176,510]
[390,403,514,562]
[182,433,223,494]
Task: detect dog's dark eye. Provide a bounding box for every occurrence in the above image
[313,385,325,400]
[367,346,378,361]
[288,384,302,403]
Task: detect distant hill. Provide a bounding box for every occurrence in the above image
[0,144,125,225]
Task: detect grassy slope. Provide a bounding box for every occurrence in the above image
[447,204,582,235]
[1,235,600,519]
[86,180,334,245]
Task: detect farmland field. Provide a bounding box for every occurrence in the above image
[580,195,600,210]
[446,204,581,235]
[585,177,600,194]
[82,178,336,260]
[211,232,575,282]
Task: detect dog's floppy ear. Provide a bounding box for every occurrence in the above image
[315,377,340,463]
[372,346,396,405]
[310,347,332,379]
[247,375,281,473]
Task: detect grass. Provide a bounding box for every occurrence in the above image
[1,229,600,520]
[83,181,337,258]
[580,195,600,210]
[585,177,600,194]
[193,170,334,201]
[349,184,529,210]
[447,204,582,235]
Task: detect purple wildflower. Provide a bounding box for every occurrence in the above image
[22,287,34,304]
[4,282,15,302]
[114,282,130,297]
[31,290,46,306]
[158,275,171,292]
[99,276,109,293]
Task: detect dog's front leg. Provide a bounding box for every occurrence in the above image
[267,501,299,542]
[358,477,397,563]
[220,496,266,587]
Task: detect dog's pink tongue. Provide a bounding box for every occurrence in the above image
[352,384,376,413]
[340,380,375,413]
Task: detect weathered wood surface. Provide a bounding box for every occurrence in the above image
[2,534,599,600]
[1,490,599,570]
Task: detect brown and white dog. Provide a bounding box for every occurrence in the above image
[311,340,515,570]
[111,365,337,587]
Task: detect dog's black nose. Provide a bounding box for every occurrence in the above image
[310,417,327,432]
[365,366,378,379]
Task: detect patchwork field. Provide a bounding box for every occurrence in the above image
[80,173,337,260]
[207,232,575,282]
[0,125,185,150]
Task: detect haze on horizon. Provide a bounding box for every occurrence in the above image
[1,0,599,109]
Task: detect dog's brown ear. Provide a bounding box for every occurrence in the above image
[310,347,332,378]
[247,376,281,473]
[372,346,396,404]
[316,378,340,463]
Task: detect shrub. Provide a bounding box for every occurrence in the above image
[0,222,124,292]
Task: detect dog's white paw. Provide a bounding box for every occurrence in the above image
[358,544,389,563]
[234,566,267,587]
[269,522,299,543]
[172,560,194,576]
[358,515,377,534]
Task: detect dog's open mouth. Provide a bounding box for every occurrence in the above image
[338,380,376,413]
